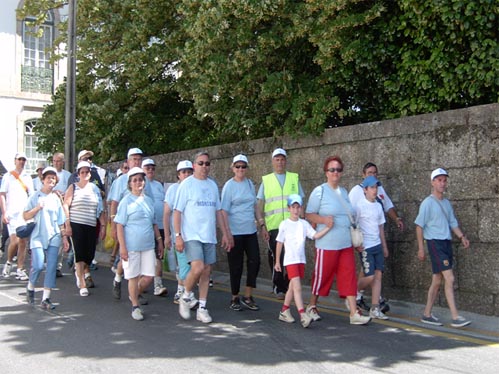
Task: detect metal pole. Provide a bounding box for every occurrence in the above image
[64,0,77,171]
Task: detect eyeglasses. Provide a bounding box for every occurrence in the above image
[196,161,211,166]
[327,167,343,173]
[179,169,193,174]
[79,170,90,175]
[234,164,247,169]
[131,177,144,183]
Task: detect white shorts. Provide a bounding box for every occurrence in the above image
[122,249,156,279]
[7,212,26,236]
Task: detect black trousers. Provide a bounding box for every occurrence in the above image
[267,229,289,294]
[227,233,260,296]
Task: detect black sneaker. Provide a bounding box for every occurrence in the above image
[356,296,370,312]
[241,296,260,311]
[85,276,95,288]
[380,297,390,314]
[40,298,55,310]
[26,289,35,304]
[113,280,121,300]
[56,269,63,278]
[229,297,242,311]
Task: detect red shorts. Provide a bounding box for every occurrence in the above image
[286,263,305,279]
[310,247,357,298]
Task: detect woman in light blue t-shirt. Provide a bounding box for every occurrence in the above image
[221,154,263,312]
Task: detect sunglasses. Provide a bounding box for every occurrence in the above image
[179,169,193,174]
[234,164,247,169]
[196,161,211,166]
[81,157,92,161]
[327,167,343,173]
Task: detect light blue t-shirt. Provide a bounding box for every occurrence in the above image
[174,175,221,244]
[305,183,354,250]
[148,179,165,228]
[164,182,179,244]
[25,191,66,249]
[414,195,458,240]
[221,178,257,235]
[114,194,155,252]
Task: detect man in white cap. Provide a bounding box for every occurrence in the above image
[415,168,471,328]
[0,152,34,280]
[257,148,304,299]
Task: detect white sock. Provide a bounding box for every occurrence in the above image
[42,289,51,300]
[356,290,364,300]
[114,274,122,283]
[154,276,162,288]
[177,285,185,293]
[199,299,207,309]
[84,272,91,279]
[27,282,35,291]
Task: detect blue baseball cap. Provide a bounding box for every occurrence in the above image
[287,194,302,206]
[361,175,381,188]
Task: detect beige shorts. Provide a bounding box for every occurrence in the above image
[122,249,156,279]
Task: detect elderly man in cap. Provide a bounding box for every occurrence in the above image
[257,148,304,299]
[1,152,34,280]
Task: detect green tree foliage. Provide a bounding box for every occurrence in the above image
[20,0,498,162]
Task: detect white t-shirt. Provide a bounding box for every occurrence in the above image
[276,218,316,266]
[355,198,385,249]
[0,170,34,217]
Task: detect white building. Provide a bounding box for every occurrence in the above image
[0,0,66,174]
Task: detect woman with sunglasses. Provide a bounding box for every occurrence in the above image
[305,156,371,325]
[63,161,106,296]
[114,167,163,321]
[221,154,263,311]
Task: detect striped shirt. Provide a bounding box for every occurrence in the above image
[69,183,101,226]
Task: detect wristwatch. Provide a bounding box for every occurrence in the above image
[175,233,181,237]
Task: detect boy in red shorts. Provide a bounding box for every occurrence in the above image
[274,194,332,328]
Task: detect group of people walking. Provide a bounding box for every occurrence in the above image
[0,146,471,329]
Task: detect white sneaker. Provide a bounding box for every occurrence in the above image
[2,262,12,278]
[15,268,29,281]
[196,307,213,323]
[173,291,182,304]
[350,310,371,325]
[131,307,144,321]
[306,305,322,321]
[370,307,389,320]
[179,293,198,320]
[278,309,295,323]
[154,286,168,296]
[300,312,313,328]
[80,288,89,297]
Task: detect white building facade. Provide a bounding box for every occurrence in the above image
[0,0,66,173]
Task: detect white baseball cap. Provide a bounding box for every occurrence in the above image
[177,160,193,171]
[77,150,94,160]
[431,168,448,181]
[41,166,57,176]
[77,161,91,171]
[232,154,248,164]
[127,147,143,158]
[272,148,287,158]
[127,167,145,181]
[141,158,155,167]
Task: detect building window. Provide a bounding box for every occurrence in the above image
[21,12,54,94]
[24,120,48,174]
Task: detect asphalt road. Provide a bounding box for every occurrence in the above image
[0,260,497,374]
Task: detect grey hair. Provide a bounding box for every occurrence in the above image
[193,151,210,162]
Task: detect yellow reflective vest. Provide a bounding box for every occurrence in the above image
[262,172,299,231]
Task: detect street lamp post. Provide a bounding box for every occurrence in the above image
[64,0,77,171]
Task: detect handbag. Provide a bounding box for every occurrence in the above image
[16,222,36,238]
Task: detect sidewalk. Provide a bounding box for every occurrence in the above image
[94,250,499,344]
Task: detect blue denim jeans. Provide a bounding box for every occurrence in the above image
[29,245,58,289]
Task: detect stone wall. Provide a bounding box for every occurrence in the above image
[108,104,499,316]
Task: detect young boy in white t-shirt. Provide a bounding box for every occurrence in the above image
[274,194,332,328]
[354,176,389,320]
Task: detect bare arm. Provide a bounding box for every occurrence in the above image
[257,199,269,241]
[117,223,128,261]
[1,192,8,224]
[416,225,425,261]
[274,241,283,272]
[379,224,389,258]
[173,209,184,252]
[163,202,172,249]
[451,226,470,249]
[305,212,334,228]
[387,207,404,231]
